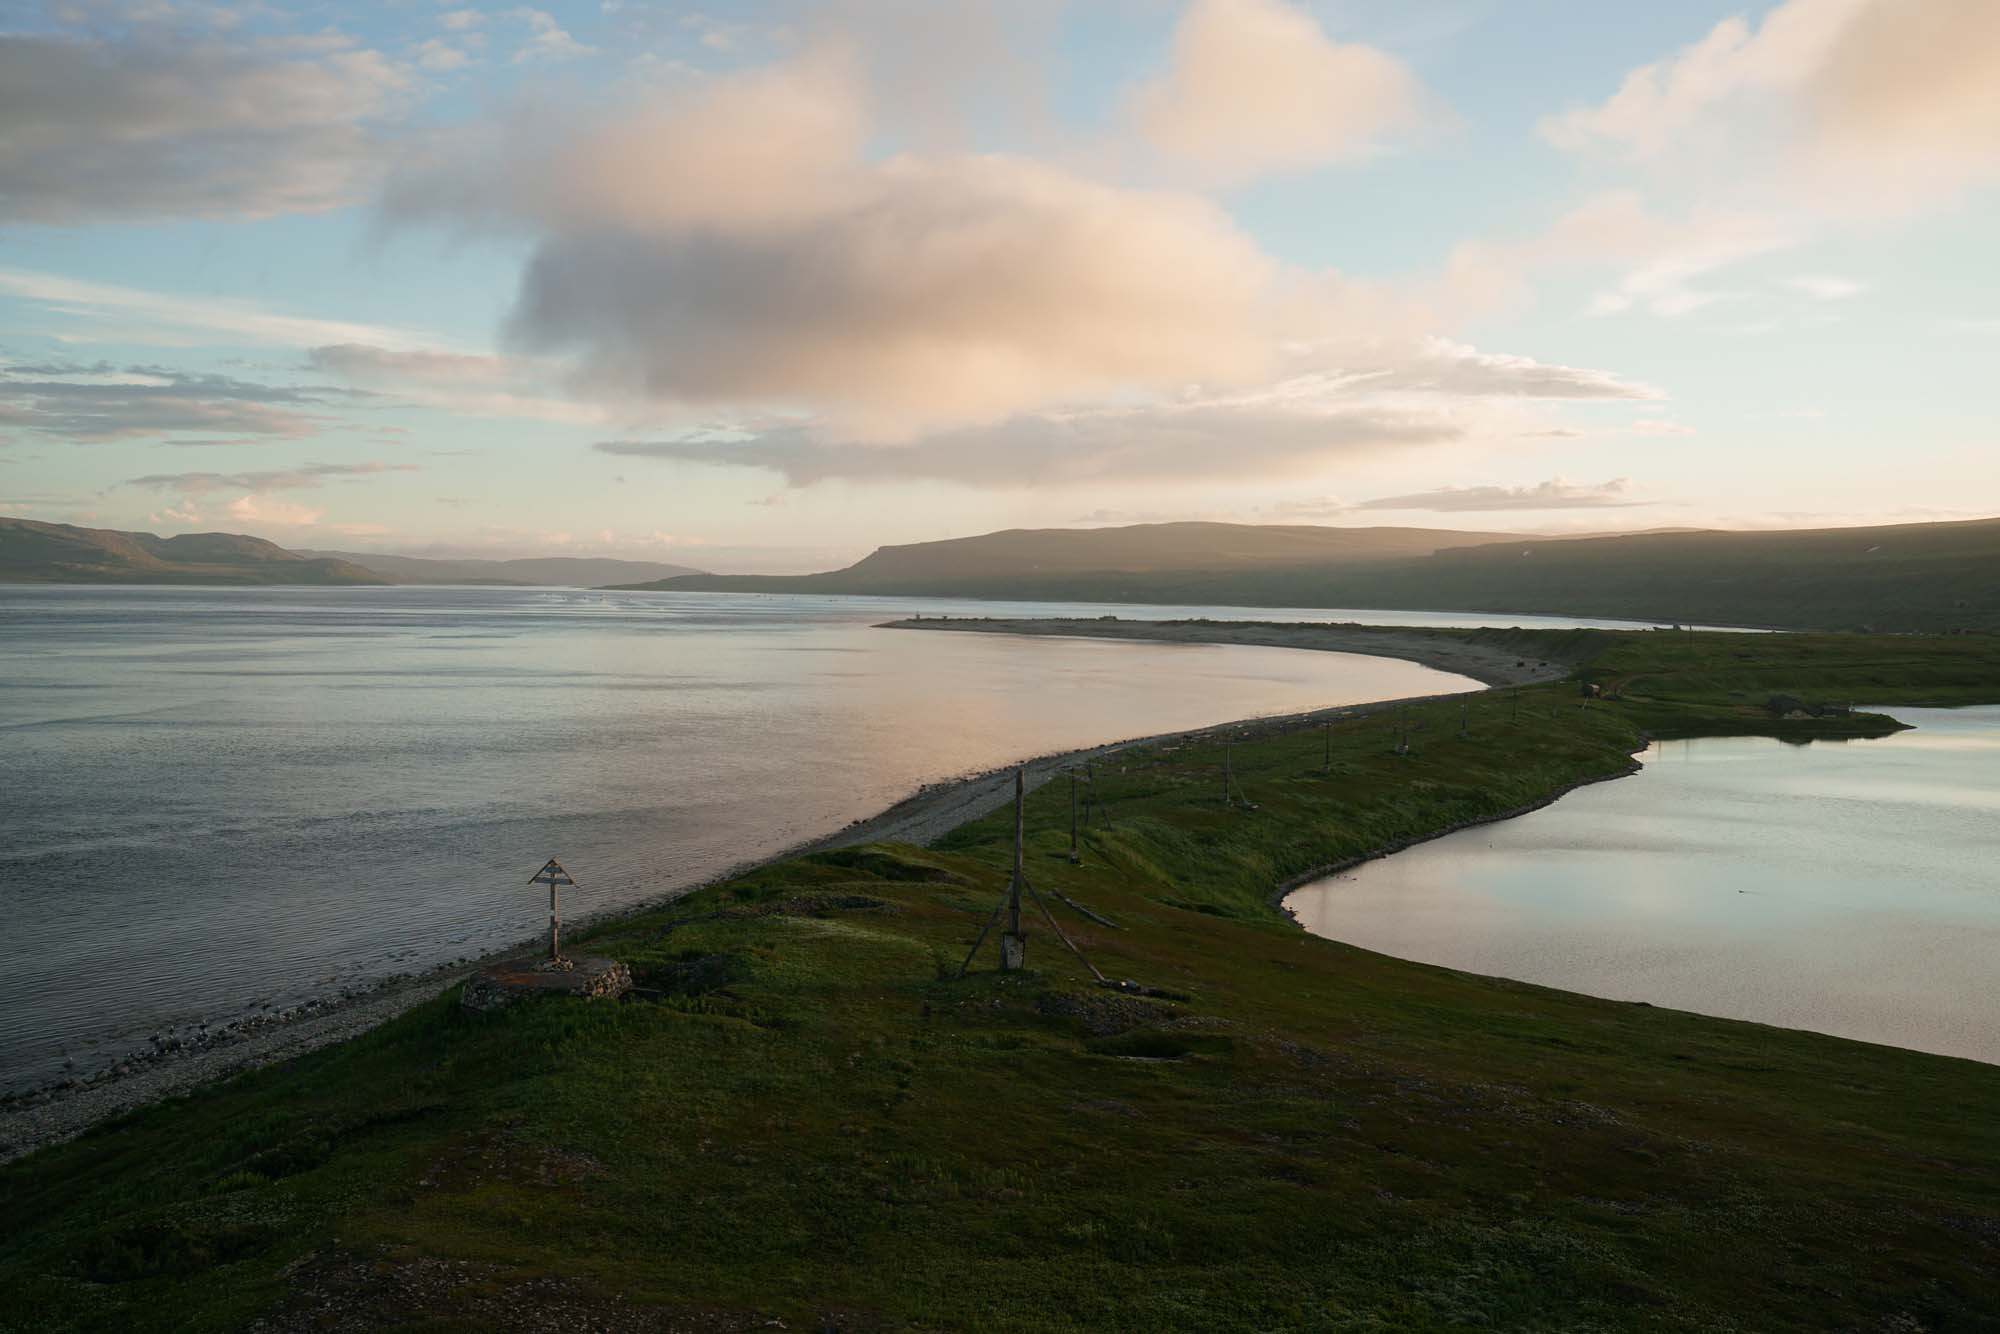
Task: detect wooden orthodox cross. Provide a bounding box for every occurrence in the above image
[530,858,574,960]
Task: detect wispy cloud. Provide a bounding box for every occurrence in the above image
[1354,477,1646,512]
[0,28,409,223]
[0,269,442,350]
[119,462,417,495]
[0,360,347,443]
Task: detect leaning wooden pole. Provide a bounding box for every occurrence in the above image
[1008,769,1024,941]
[1068,765,1081,864]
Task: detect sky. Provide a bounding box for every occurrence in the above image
[2,0,1997,572]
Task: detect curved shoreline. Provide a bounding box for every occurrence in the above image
[0,619,1595,1162]
[1268,754,1646,920]
[877,615,1575,688]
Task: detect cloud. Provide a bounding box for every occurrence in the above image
[306,344,608,424]
[0,30,408,223]
[1261,495,1349,519]
[0,361,341,443]
[1368,339,1661,399]
[584,327,1656,490]
[1628,418,1696,436]
[1354,478,1646,512]
[589,331,1655,490]
[1443,191,1799,321]
[388,48,1321,439]
[385,47,868,236]
[225,494,322,527]
[1130,0,1426,183]
[416,40,472,73]
[1787,274,1866,300]
[120,462,417,495]
[511,8,594,63]
[599,401,1459,489]
[1542,0,2000,213]
[0,267,441,349]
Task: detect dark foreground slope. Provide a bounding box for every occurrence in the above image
[0,518,383,586]
[630,516,2000,633]
[3,632,1999,1331]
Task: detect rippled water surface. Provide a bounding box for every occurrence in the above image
[0,584,1514,1092]
[1287,707,2000,1064]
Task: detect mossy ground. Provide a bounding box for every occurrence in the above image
[4,630,1998,1331]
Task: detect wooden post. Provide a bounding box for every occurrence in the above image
[1460,699,1469,738]
[1068,765,1081,864]
[1002,768,1026,970]
[1323,720,1332,773]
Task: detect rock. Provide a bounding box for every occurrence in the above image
[460,956,633,1012]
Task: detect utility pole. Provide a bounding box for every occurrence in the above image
[1004,769,1026,967]
[1068,764,1081,864]
[958,769,1104,981]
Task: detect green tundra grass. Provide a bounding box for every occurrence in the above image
[3,630,1998,1332]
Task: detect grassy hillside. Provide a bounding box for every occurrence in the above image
[629,517,2000,633]
[840,522,1517,580]
[298,551,707,586]
[0,518,384,586]
[4,630,1998,1330]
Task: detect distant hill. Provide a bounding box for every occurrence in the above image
[619,522,1519,596]
[619,517,2000,632]
[298,551,707,587]
[0,517,384,586]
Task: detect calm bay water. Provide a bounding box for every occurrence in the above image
[1287,707,2000,1065]
[0,584,1508,1094]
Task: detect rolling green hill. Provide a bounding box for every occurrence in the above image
[623,517,2000,632]
[0,517,384,586]
[5,630,1999,1329]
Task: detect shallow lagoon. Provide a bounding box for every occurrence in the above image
[1287,706,2000,1065]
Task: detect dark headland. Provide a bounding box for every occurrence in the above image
[615,515,2000,634]
[0,517,705,586]
[4,624,1998,1330]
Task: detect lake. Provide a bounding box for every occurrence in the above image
[0,584,1528,1094]
[1286,707,2000,1066]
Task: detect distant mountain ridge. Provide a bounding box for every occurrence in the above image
[0,517,384,585]
[297,551,707,586]
[618,516,2000,633]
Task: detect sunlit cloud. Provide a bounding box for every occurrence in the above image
[1130,0,1428,184]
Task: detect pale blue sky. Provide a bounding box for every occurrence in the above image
[2,0,1994,569]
